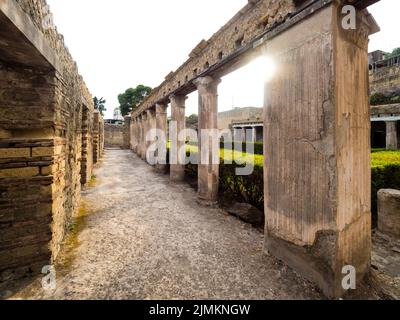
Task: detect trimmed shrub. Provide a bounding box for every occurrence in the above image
[166,146,400,228]
[188,141,264,155]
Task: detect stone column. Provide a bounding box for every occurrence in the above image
[132,118,138,152]
[386,121,398,149]
[263,4,377,298]
[194,76,221,202]
[123,115,131,149]
[169,95,187,181]
[156,103,168,173]
[252,127,256,143]
[145,109,156,164]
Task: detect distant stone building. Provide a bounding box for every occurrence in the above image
[369,49,400,149]
[218,107,263,142]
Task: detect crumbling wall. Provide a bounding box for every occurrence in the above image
[370,65,400,95]
[0,0,102,283]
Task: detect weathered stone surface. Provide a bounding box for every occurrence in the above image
[123,116,131,149]
[378,189,400,238]
[225,202,264,226]
[370,65,400,95]
[170,95,186,181]
[195,76,220,202]
[104,123,124,148]
[0,148,30,159]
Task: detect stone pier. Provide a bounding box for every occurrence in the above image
[170,95,187,182]
[195,77,221,202]
[263,3,378,298]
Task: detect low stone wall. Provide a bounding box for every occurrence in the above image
[378,189,400,238]
[370,65,400,95]
[105,124,124,148]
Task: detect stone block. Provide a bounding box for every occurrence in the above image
[378,189,400,238]
[0,167,39,178]
[32,146,54,157]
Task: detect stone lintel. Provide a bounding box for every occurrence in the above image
[0,0,61,71]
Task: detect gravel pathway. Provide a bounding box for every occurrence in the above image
[9,149,328,299]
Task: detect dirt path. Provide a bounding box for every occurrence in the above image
[7,149,397,300]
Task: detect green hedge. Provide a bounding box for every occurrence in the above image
[371,151,400,226]
[165,147,400,226]
[187,141,264,155]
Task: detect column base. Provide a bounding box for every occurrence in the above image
[198,164,219,202]
[265,230,370,299]
[155,164,167,174]
[196,197,219,208]
[170,165,185,182]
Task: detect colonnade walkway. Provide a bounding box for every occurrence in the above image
[9,149,393,299]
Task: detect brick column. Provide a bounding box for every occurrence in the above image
[263,4,377,298]
[169,95,187,182]
[156,103,168,173]
[194,76,221,202]
[386,121,398,149]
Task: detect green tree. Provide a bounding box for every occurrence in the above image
[118,85,152,116]
[93,96,106,116]
[385,48,400,59]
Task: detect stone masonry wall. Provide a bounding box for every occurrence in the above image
[370,65,400,95]
[0,0,103,283]
[104,124,124,148]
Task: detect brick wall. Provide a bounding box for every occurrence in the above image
[0,0,104,283]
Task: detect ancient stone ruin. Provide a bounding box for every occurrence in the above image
[0,0,388,299]
[0,0,104,283]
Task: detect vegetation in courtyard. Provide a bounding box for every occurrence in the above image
[370,92,400,106]
[118,85,152,116]
[167,145,400,224]
[384,47,400,60]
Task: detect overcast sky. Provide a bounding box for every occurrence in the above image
[46,0,397,119]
